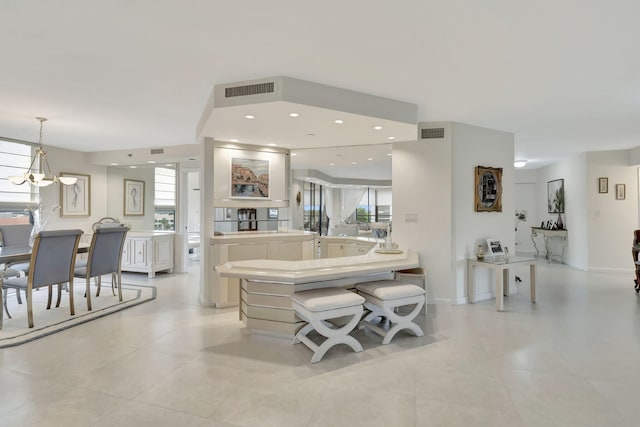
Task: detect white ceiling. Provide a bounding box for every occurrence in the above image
[2,1,640,171]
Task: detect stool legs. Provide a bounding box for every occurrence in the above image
[293,305,363,363]
[361,297,425,344]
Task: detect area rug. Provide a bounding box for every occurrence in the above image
[0,282,156,348]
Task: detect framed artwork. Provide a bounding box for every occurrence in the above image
[474,166,502,212]
[548,179,565,213]
[60,172,91,217]
[616,184,626,200]
[598,177,608,194]
[124,179,145,216]
[230,157,270,199]
[486,238,505,256]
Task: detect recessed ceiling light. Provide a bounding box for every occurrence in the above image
[130,166,137,169]
[514,160,528,168]
[110,162,119,166]
[291,153,297,156]
[334,119,344,124]
[352,162,357,165]
[386,153,392,156]
[165,164,172,167]
[368,158,373,161]
[289,113,299,117]
[147,160,156,164]
[307,133,315,136]
[388,136,395,140]
[245,115,255,119]
[330,163,335,166]
[268,143,276,146]
[373,126,383,130]
[230,138,239,142]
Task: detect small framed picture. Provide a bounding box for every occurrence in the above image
[486,238,505,256]
[124,179,145,216]
[598,177,608,194]
[60,172,91,217]
[616,184,625,200]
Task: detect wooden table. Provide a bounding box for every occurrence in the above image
[1,245,88,265]
[467,256,537,311]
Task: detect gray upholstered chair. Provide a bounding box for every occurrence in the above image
[74,225,129,311]
[1,229,83,329]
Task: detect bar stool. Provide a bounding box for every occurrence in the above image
[291,288,365,363]
[356,280,425,344]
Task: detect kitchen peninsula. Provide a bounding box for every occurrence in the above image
[216,247,420,336]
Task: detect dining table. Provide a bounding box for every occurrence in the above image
[0,244,89,265]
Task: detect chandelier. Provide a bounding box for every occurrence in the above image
[9,117,77,187]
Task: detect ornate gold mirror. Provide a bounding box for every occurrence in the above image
[474,165,502,212]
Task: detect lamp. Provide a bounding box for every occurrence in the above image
[9,117,77,187]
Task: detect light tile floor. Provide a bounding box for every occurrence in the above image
[1,260,639,426]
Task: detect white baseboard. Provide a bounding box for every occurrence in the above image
[589,267,634,274]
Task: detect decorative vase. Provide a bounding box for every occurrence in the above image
[476,245,485,260]
[556,213,564,230]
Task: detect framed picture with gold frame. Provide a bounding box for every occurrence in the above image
[474,166,503,212]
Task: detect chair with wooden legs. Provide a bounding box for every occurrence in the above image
[74,225,129,310]
[1,229,83,329]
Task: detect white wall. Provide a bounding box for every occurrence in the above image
[40,146,108,238]
[587,150,638,271]
[451,122,515,303]
[536,154,588,270]
[187,171,200,233]
[393,123,454,304]
[106,167,155,230]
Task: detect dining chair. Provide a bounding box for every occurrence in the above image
[1,229,83,329]
[74,225,129,311]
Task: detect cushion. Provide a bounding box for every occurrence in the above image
[7,262,30,273]
[0,268,21,279]
[291,288,364,312]
[356,280,425,300]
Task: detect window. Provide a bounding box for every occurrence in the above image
[0,139,38,206]
[154,167,176,230]
[0,138,38,224]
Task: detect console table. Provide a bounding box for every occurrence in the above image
[531,227,567,263]
[467,256,537,312]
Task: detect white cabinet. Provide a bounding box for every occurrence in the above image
[121,231,174,278]
[320,237,377,258]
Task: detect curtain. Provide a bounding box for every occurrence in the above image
[339,188,366,223]
[324,187,336,233]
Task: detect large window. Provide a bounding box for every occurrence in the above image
[154,167,176,230]
[0,138,38,224]
[354,188,392,223]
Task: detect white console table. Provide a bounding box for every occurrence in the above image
[121,231,174,278]
[531,227,567,263]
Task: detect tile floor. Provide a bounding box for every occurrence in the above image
[0,260,639,426]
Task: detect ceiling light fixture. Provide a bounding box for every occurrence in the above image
[329,163,335,166]
[289,113,299,117]
[373,126,383,130]
[514,160,528,168]
[268,143,277,146]
[368,158,373,161]
[352,162,357,165]
[386,153,392,156]
[387,136,395,140]
[9,117,77,187]
[230,138,239,142]
[334,119,344,124]
[291,153,297,156]
[245,115,255,119]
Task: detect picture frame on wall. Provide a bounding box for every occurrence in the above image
[598,177,608,194]
[124,179,145,216]
[547,179,565,213]
[60,172,91,217]
[485,238,505,256]
[474,166,503,212]
[616,184,626,200]
[230,157,270,199]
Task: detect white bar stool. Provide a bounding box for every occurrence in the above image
[291,288,365,363]
[356,280,425,344]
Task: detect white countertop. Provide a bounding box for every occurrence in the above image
[215,248,419,284]
[210,230,317,245]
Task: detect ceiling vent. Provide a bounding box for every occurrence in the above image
[150,148,164,155]
[225,82,275,98]
[421,128,445,139]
